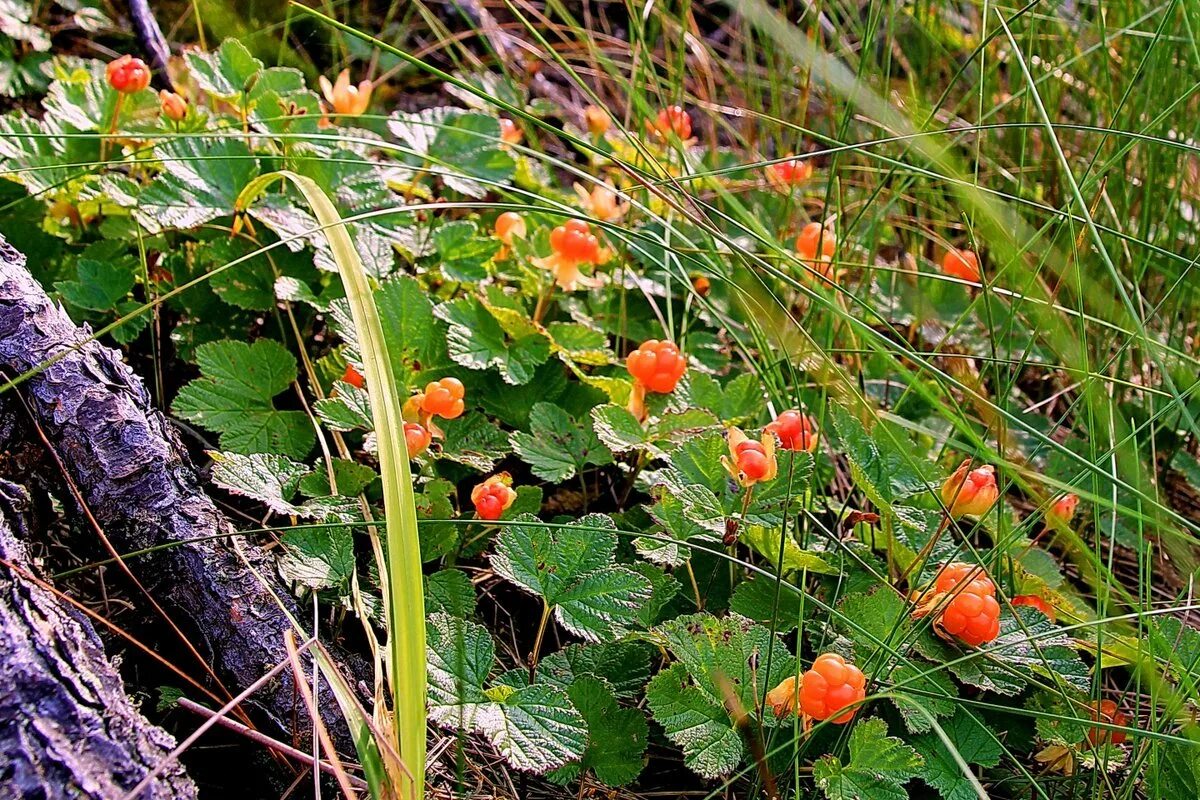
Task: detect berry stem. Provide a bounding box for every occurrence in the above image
[895,513,951,591]
[102,93,125,162]
[532,282,555,324]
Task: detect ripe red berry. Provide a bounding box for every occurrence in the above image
[938,576,1001,647]
[404,422,432,458]
[472,474,517,520]
[942,248,981,282]
[420,378,465,419]
[651,105,692,140]
[1088,700,1129,745]
[106,55,151,94]
[1048,493,1079,524]
[767,156,813,188]
[626,339,687,394]
[766,410,817,452]
[798,653,866,724]
[734,441,771,482]
[342,364,365,389]
[1011,594,1055,621]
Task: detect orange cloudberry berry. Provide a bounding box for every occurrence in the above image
[942,248,981,282]
[649,105,692,140]
[498,117,522,144]
[938,579,1001,647]
[626,340,687,394]
[494,212,527,245]
[420,378,465,420]
[766,410,818,453]
[341,364,365,390]
[585,105,611,136]
[722,428,778,488]
[941,461,998,518]
[1011,594,1055,622]
[472,473,517,521]
[404,422,432,458]
[159,90,187,122]
[766,156,813,189]
[106,55,151,94]
[799,653,866,724]
[1088,700,1129,746]
[1049,493,1079,524]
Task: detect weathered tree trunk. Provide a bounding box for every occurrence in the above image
[0,235,356,753]
[0,479,197,800]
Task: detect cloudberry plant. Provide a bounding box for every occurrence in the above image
[106,55,151,94]
[494,212,526,245]
[767,410,818,452]
[625,340,687,394]
[939,580,1001,647]
[650,105,692,140]
[798,653,866,724]
[1011,594,1055,621]
[534,219,606,292]
[159,90,187,122]
[721,428,777,487]
[498,117,522,144]
[795,222,837,280]
[341,364,365,390]
[1088,700,1129,745]
[942,248,981,282]
[404,422,431,458]
[472,474,517,520]
[766,155,813,189]
[940,461,999,518]
[419,378,465,420]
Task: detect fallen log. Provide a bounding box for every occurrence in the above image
[0,479,197,800]
[0,234,357,753]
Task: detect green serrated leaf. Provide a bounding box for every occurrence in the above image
[172,338,314,459]
[912,710,1002,800]
[511,402,612,482]
[138,138,259,232]
[437,412,510,472]
[416,478,458,561]
[208,451,309,515]
[55,258,134,311]
[436,295,551,384]
[645,662,745,779]
[814,717,923,800]
[279,524,356,591]
[549,676,647,786]
[492,513,652,641]
[434,220,499,282]
[426,569,477,618]
[297,458,378,498]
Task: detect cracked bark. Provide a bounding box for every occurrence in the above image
[0,480,197,800]
[0,234,357,755]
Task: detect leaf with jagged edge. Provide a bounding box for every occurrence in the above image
[208,451,310,516]
[687,372,765,424]
[478,683,587,772]
[426,613,494,731]
[425,569,477,618]
[172,339,314,459]
[435,295,551,385]
[911,710,1002,800]
[646,614,796,779]
[315,383,374,432]
[437,413,510,472]
[813,717,923,800]
[137,137,260,233]
[511,402,613,482]
[645,662,744,779]
[433,219,499,282]
[989,606,1089,692]
[491,513,652,642]
[547,676,647,787]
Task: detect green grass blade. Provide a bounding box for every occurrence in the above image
[236,170,425,800]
